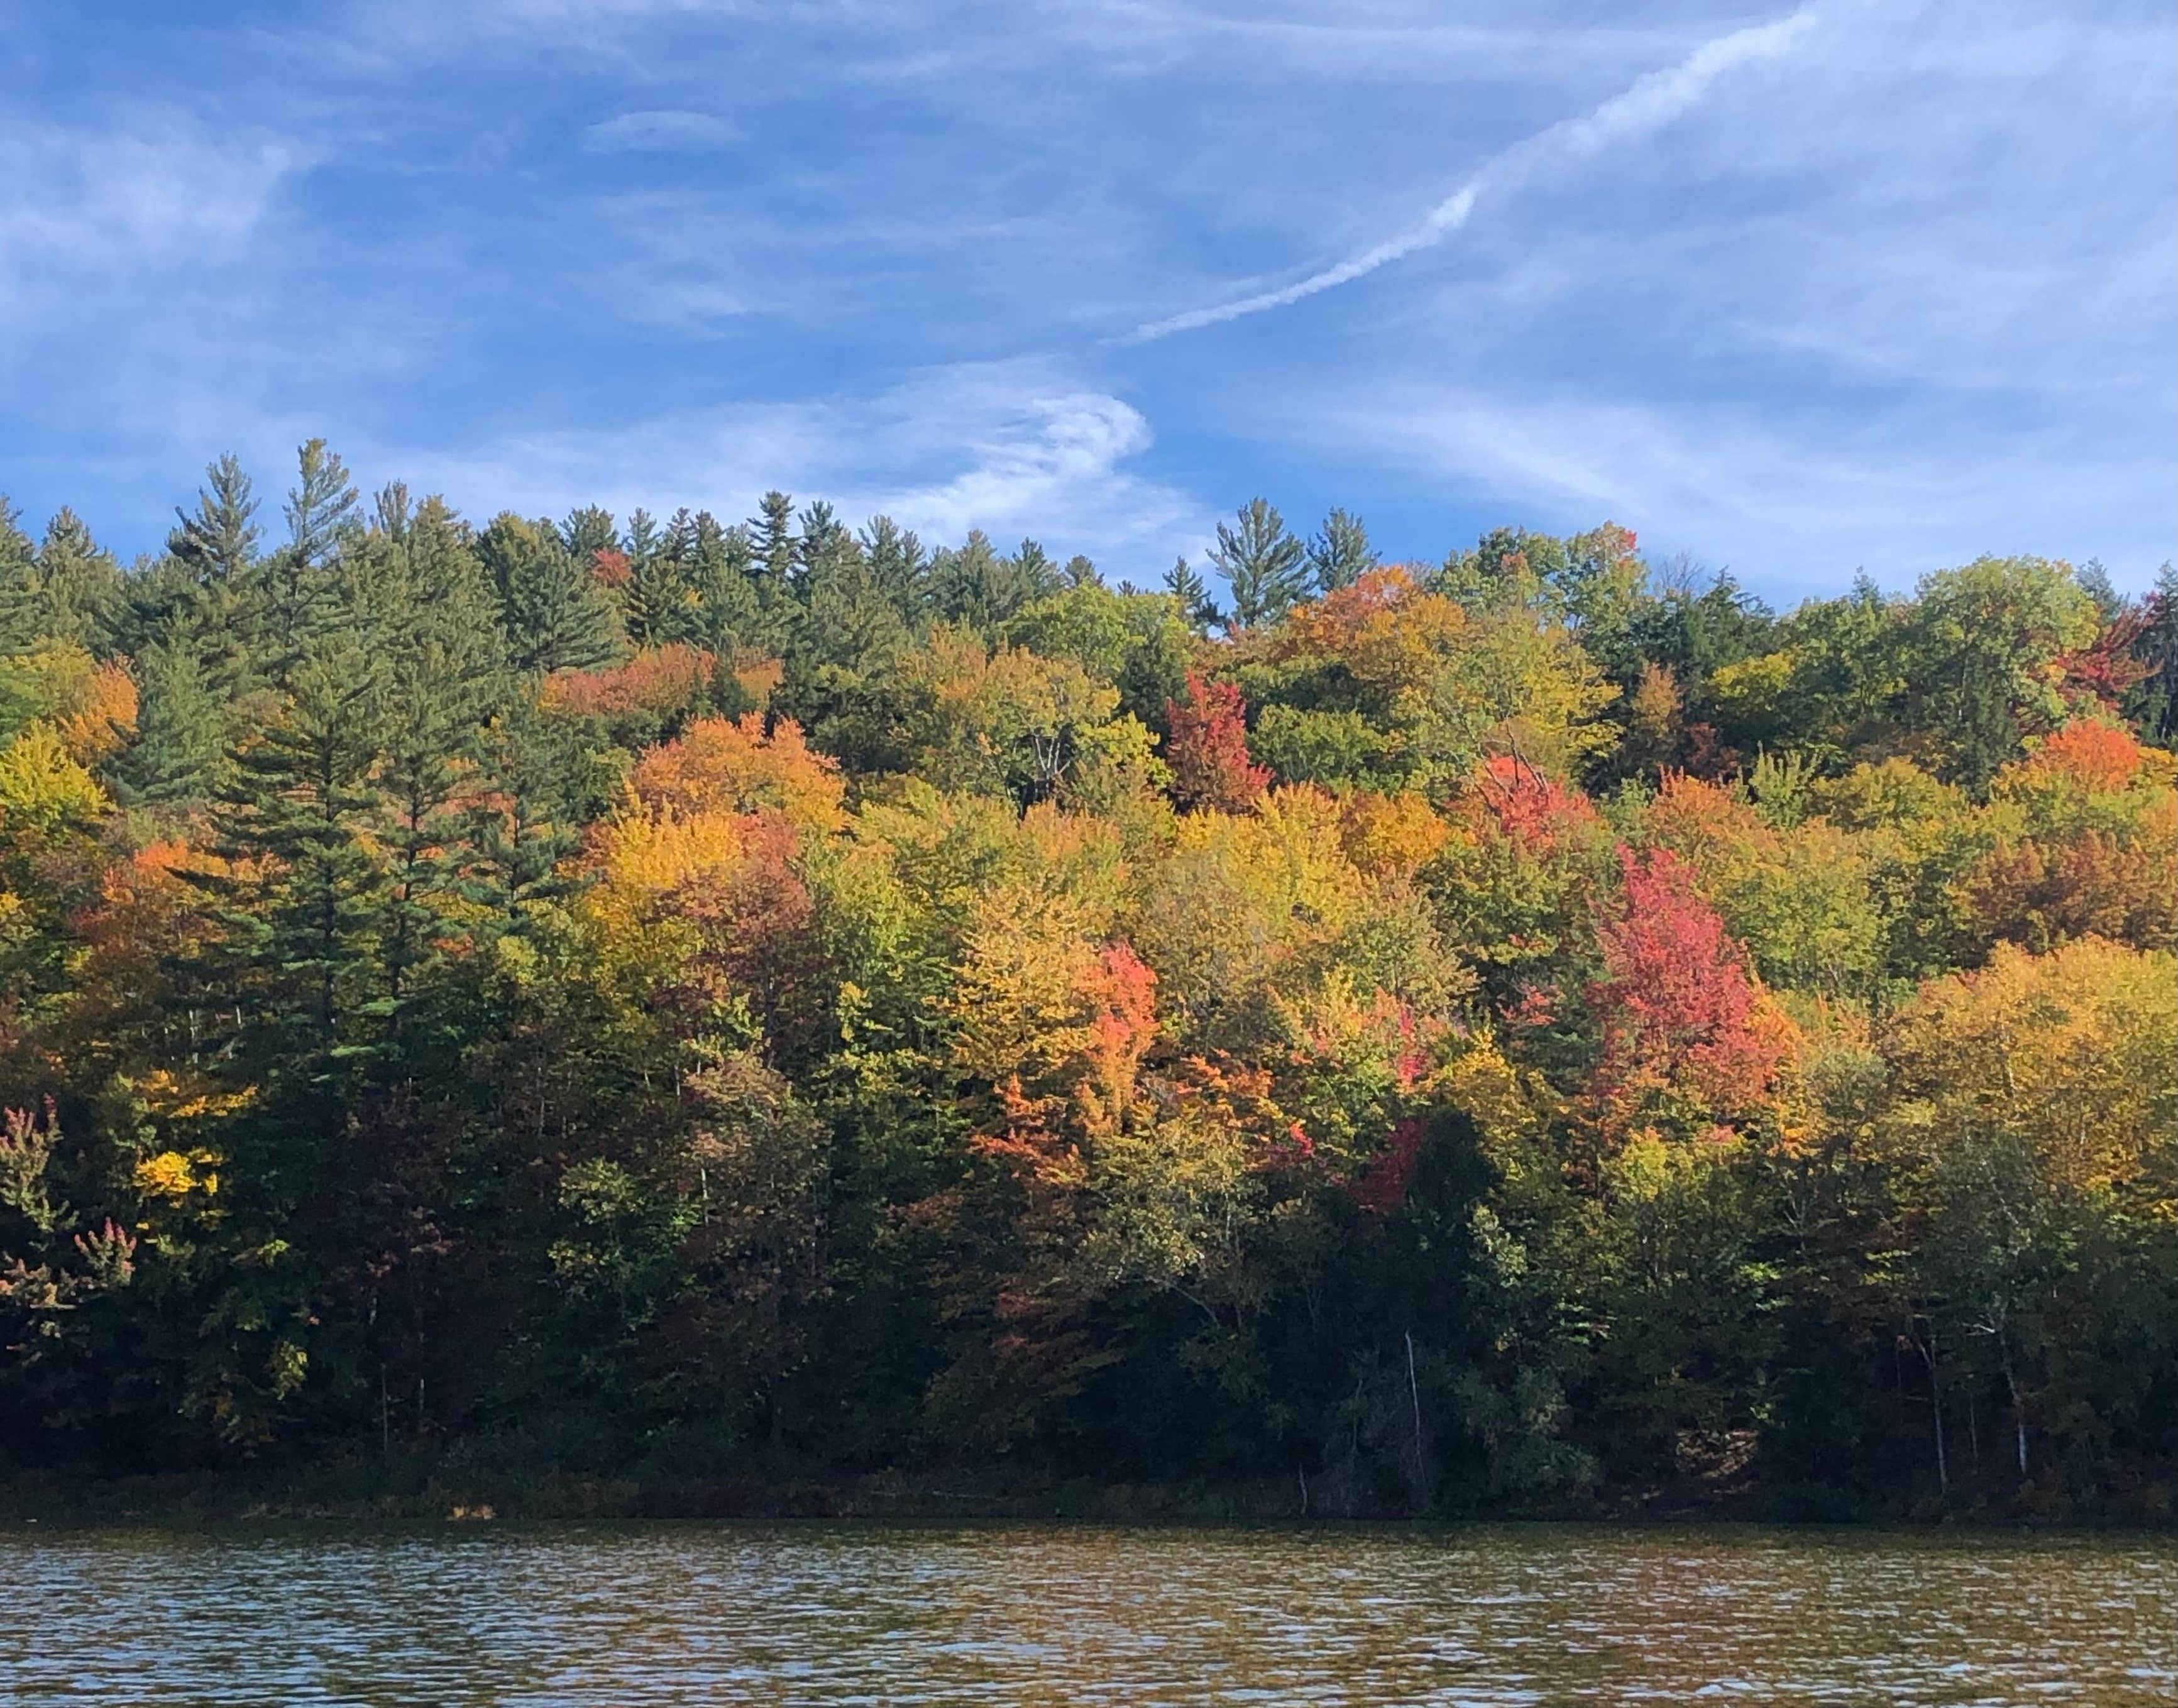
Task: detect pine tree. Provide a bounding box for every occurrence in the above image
[0,498,41,654]
[933,529,1042,628]
[777,534,913,775]
[463,695,585,938]
[27,509,124,652]
[794,534,906,677]
[374,643,483,1037]
[195,635,392,1085]
[793,501,850,594]
[168,453,261,589]
[1210,498,1309,628]
[692,519,768,657]
[144,453,266,684]
[558,505,620,564]
[2126,562,2178,746]
[1162,556,1222,632]
[1006,539,1059,605]
[1307,508,1378,593]
[116,639,228,806]
[621,508,695,647]
[259,439,360,686]
[341,486,505,1034]
[860,515,928,623]
[285,439,360,574]
[478,513,625,674]
[749,491,796,591]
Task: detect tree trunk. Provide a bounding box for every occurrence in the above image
[1921,1325,1948,1497]
[1405,1330,1426,1506]
[1998,1333,2027,1477]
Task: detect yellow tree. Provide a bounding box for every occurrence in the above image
[1880,937,2177,1492]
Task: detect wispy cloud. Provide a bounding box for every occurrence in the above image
[0,112,304,292]
[1130,1,1835,340]
[381,363,1197,569]
[3,1,2165,598]
[1307,381,2174,596]
[581,109,739,153]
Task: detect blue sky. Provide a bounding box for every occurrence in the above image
[2,0,2172,602]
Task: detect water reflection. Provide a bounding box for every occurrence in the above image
[3,1523,2170,1704]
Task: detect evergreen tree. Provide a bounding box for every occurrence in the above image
[1209,498,1308,628]
[1306,507,1378,593]
[397,492,503,664]
[861,515,928,622]
[1163,556,1221,632]
[477,513,625,674]
[795,534,906,677]
[2125,562,2178,747]
[168,453,261,589]
[141,452,266,679]
[1007,539,1059,603]
[374,645,485,1037]
[463,695,585,937]
[932,529,1043,629]
[338,485,504,1033]
[749,491,796,590]
[793,501,850,593]
[284,439,360,574]
[691,518,768,657]
[559,505,620,564]
[621,508,695,647]
[195,635,392,1083]
[0,498,41,654]
[2074,559,2126,624]
[28,509,124,652]
[116,639,228,806]
[259,439,360,686]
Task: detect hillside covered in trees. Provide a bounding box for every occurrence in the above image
[1,444,2172,1521]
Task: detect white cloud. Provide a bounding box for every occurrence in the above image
[379,363,1197,570]
[581,109,740,153]
[0,112,303,292]
[1316,384,2174,596]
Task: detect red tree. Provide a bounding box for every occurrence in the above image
[1587,845,1789,1129]
[1164,670,1268,811]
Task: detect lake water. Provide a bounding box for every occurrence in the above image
[3,1523,2170,1704]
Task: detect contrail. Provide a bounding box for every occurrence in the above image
[1129,3,1831,342]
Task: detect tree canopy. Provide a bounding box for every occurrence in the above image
[0,454,2170,1521]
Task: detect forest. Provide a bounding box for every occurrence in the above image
[1,442,2172,1521]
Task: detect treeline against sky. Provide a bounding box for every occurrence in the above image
[1,443,2173,1518]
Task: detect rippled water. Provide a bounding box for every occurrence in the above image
[3,1523,2170,1704]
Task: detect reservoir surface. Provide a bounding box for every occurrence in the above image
[4,1522,2171,1704]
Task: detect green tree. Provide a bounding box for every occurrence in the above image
[0,499,38,654]
[1210,498,1309,628]
[30,509,125,653]
[257,439,361,686]
[1307,508,1378,593]
[749,491,796,590]
[861,515,929,623]
[168,453,262,589]
[196,636,392,1080]
[620,508,696,647]
[478,513,626,674]
[1162,556,1221,632]
[1896,556,2098,791]
[115,639,228,806]
[558,505,620,563]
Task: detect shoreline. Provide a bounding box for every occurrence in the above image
[4,1467,2167,1533]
